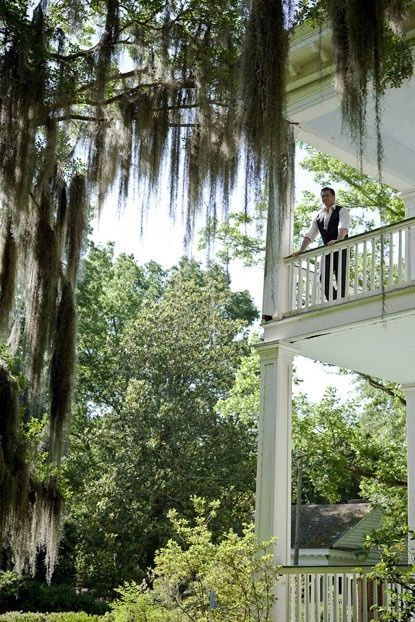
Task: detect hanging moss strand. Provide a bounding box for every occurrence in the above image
[49,279,76,463]
[0,220,18,337]
[325,0,410,170]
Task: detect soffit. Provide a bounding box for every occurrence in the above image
[286,16,415,191]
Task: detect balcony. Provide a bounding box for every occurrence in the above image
[282,565,412,622]
[262,218,415,385]
[285,217,415,315]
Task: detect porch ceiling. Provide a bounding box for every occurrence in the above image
[287,21,415,192]
[284,309,415,384]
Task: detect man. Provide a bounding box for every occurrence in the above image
[296,187,350,300]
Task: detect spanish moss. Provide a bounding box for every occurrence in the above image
[49,278,76,462]
[0,218,18,337]
[0,364,30,551]
[24,192,60,405]
[325,0,411,170]
[241,0,288,168]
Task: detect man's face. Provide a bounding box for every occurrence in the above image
[321,190,335,209]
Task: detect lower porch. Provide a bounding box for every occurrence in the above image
[256,342,415,621]
[281,565,413,622]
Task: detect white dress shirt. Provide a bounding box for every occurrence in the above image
[305,205,350,243]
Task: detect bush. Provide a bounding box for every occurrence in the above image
[0,613,104,622]
[0,574,109,615]
[111,498,280,622]
[0,572,21,612]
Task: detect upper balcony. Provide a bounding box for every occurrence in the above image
[286,218,415,316]
[263,217,415,385]
[259,10,415,384]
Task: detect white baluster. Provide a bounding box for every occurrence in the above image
[352,573,358,621]
[315,574,321,622]
[407,226,412,282]
[371,237,376,291]
[362,241,368,293]
[328,252,334,303]
[329,574,334,621]
[310,573,315,622]
[305,258,310,309]
[320,252,326,304]
[305,573,310,622]
[312,258,318,306]
[289,574,294,621]
[398,229,403,284]
[297,260,303,310]
[362,575,368,622]
[323,573,329,621]
[334,574,339,622]
[354,244,359,296]
[389,232,394,288]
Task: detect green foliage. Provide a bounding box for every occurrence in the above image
[294,378,407,515]
[111,498,279,622]
[217,350,260,427]
[369,541,415,621]
[218,348,407,528]
[0,614,103,622]
[62,251,258,594]
[0,572,21,611]
[198,200,267,268]
[292,389,361,503]
[0,572,108,615]
[76,243,167,417]
[300,145,405,224]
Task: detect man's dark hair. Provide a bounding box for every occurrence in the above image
[321,187,335,196]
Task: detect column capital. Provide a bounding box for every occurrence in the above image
[402,383,415,395]
[400,189,415,219]
[256,341,296,363]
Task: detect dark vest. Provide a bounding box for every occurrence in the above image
[316,205,348,245]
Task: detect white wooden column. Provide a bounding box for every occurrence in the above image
[403,384,415,564]
[256,343,294,621]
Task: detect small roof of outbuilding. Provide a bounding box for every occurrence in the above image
[290,503,373,549]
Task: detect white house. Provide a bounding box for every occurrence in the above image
[256,10,415,622]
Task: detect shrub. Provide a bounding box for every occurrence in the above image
[0,572,21,611]
[0,613,104,622]
[111,498,280,622]
[0,574,109,615]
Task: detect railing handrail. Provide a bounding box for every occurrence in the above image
[280,565,411,575]
[284,216,415,262]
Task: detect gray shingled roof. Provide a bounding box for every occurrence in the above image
[290,503,370,548]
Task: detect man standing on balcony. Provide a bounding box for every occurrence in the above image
[296,187,350,300]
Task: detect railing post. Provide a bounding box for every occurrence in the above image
[401,190,415,282]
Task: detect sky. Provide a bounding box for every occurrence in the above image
[91,148,357,404]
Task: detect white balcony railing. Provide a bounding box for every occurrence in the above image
[283,566,414,622]
[284,218,415,314]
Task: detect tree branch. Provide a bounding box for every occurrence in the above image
[357,372,406,405]
[55,114,101,123]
